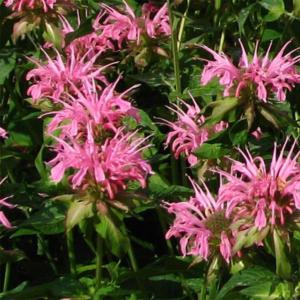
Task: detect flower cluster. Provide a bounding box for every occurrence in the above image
[201,40,300,102]
[27,46,108,102]
[26,5,159,200]
[165,139,300,263]
[162,97,228,166]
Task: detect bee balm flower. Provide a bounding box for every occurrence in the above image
[161,97,227,166]
[164,178,235,263]
[217,139,300,230]
[201,40,300,102]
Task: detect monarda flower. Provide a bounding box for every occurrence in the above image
[217,139,300,230]
[164,178,235,263]
[0,178,15,228]
[142,3,171,39]
[49,129,152,199]
[46,78,139,139]
[201,40,300,102]
[93,1,170,48]
[26,46,108,102]
[162,97,227,166]
[5,0,56,12]
[94,2,141,48]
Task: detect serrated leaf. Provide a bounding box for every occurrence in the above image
[95,214,129,257]
[260,0,285,21]
[216,267,277,300]
[273,228,291,279]
[229,119,248,146]
[194,143,230,159]
[66,201,93,231]
[205,97,239,125]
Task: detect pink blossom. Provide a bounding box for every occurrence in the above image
[94,2,141,48]
[93,1,170,48]
[0,178,15,229]
[161,97,228,166]
[49,129,152,199]
[201,40,300,102]
[46,78,139,139]
[0,127,8,139]
[217,138,300,230]
[164,178,234,262]
[142,3,171,38]
[5,0,56,12]
[26,46,108,102]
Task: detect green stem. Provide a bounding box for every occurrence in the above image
[95,233,103,289]
[3,262,11,293]
[167,0,181,95]
[66,229,76,276]
[218,28,225,53]
[127,239,138,272]
[177,0,190,50]
[38,236,58,275]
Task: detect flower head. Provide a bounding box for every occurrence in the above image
[201,40,300,102]
[94,2,141,48]
[49,129,152,199]
[164,178,235,263]
[46,78,140,139]
[162,97,227,166]
[142,3,171,38]
[217,138,300,230]
[26,46,108,102]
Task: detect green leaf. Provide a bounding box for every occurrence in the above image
[0,277,87,299]
[205,97,239,125]
[216,267,277,300]
[0,51,16,85]
[262,29,282,42]
[20,202,66,235]
[229,119,248,146]
[148,174,192,200]
[273,228,291,279]
[194,143,230,159]
[34,145,47,180]
[238,4,256,34]
[260,0,285,21]
[66,200,93,231]
[95,214,129,257]
[43,23,63,49]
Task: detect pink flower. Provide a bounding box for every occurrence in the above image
[164,178,234,262]
[142,3,171,38]
[49,129,152,199]
[94,2,141,48]
[161,97,228,166]
[217,138,300,230]
[201,40,300,102]
[26,46,108,102]
[46,78,140,138]
[93,1,170,48]
[5,0,56,12]
[0,127,8,139]
[0,178,15,229]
